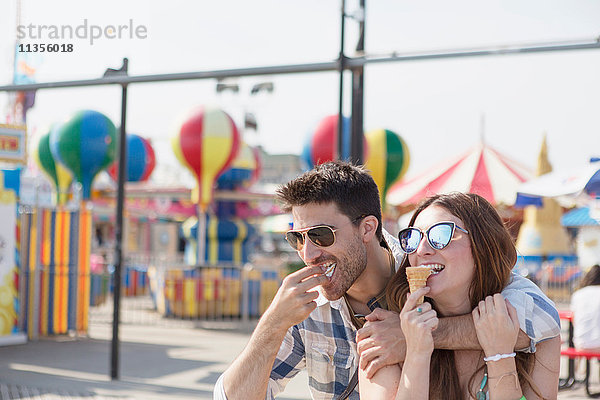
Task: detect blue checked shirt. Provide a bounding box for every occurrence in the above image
[214,230,560,400]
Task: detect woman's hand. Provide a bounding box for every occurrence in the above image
[472,293,519,357]
[399,287,438,358]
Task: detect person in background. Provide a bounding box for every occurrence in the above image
[570,264,600,352]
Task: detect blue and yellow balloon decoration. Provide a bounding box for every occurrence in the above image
[34,126,73,205]
[181,215,255,266]
[216,142,258,190]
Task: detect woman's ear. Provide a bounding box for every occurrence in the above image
[360,215,379,243]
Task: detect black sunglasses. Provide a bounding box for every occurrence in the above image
[285,215,367,251]
[398,221,469,254]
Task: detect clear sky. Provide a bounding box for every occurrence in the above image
[1,0,600,185]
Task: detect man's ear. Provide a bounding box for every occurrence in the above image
[360,215,379,243]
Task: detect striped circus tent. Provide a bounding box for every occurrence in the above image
[387,142,533,207]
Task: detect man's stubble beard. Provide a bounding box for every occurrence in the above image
[322,234,368,301]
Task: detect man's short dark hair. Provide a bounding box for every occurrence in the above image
[276,160,383,240]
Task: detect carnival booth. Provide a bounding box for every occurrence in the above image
[89,193,197,307]
[514,137,577,295]
[89,133,159,304]
[514,144,600,300]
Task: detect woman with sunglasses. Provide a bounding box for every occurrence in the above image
[359,192,561,399]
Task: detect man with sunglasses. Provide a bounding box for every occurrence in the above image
[214,161,559,400]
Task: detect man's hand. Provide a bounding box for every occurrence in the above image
[222,265,328,400]
[356,308,406,379]
[263,265,329,331]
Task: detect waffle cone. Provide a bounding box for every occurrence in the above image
[406,266,432,305]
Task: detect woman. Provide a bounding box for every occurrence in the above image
[570,264,600,352]
[359,192,560,399]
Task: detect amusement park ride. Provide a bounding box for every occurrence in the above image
[1,1,599,380]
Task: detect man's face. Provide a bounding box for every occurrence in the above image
[290,202,367,301]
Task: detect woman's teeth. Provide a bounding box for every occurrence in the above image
[423,264,445,275]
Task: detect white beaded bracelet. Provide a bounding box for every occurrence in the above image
[483,352,516,362]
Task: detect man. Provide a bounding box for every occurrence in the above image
[214,161,560,400]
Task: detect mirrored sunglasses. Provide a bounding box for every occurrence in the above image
[398,221,469,254]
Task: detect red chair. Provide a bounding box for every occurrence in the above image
[558,310,600,398]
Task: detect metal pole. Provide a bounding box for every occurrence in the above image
[197,206,206,266]
[31,203,41,341]
[0,62,339,92]
[10,0,22,123]
[350,0,365,165]
[337,0,346,160]
[1,39,599,94]
[111,59,129,380]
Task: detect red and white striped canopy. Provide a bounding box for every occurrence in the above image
[386,143,533,207]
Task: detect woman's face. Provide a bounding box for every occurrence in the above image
[408,205,475,315]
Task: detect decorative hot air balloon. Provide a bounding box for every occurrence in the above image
[171,106,240,265]
[171,106,240,209]
[34,126,73,204]
[108,134,156,182]
[50,110,117,200]
[139,137,156,182]
[301,114,353,169]
[364,128,410,207]
[217,141,258,190]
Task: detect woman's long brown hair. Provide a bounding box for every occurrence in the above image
[387,193,542,399]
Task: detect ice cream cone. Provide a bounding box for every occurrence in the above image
[406,266,432,305]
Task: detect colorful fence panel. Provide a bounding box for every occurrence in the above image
[89,273,109,306]
[161,266,279,319]
[89,264,150,308]
[108,265,150,297]
[20,207,92,338]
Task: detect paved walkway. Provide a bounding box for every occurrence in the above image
[0,317,313,400]
[0,299,597,399]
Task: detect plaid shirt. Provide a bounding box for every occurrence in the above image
[214,230,561,400]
